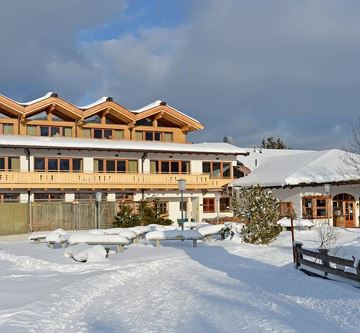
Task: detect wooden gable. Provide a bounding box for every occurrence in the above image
[134,105,204,132]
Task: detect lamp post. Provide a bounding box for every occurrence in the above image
[95,191,102,229]
[178,179,186,230]
[215,192,221,224]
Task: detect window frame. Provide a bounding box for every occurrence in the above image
[34,157,83,172]
[0,156,20,171]
[302,195,331,219]
[202,161,233,179]
[93,159,138,174]
[203,198,215,213]
[150,160,190,174]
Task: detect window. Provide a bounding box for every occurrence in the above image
[93,159,138,173]
[34,157,82,172]
[34,193,65,202]
[0,123,14,135]
[0,156,20,171]
[82,127,124,140]
[0,193,20,202]
[26,125,73,137]
[203,198,215,213]
[279,202,293,218]
[202,162,232,178]
[150,160,190,174]
[220,197,230,212]
[302,196,330,219]
[134,131,174,142]
[158,202,168,215]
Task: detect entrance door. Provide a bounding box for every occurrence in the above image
[333,193,356,228]
[344,201,355,227]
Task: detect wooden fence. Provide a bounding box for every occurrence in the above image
[0,201,120,235]
[0,203,28,235]
[293,242,360,284]
[31,201,118,232]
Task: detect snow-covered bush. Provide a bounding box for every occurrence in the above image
[233,185,281,244]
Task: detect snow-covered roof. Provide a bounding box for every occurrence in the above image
[131,100,201,124]
[237,148,314,170]
[0,135,247,155]
[3,92,55,106]
[232,149,360,187]
[77,97,109,109]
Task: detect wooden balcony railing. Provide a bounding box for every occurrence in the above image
[0,172,231,190]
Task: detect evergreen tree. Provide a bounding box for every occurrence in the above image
[261,137,288,149]
[114,200,172,227]
[233,185,281,244]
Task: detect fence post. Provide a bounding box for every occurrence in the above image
[319,248,329,278]
[293,241,303,269]
[355,259,360,283]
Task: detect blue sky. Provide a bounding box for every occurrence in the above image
[0,0,360,150]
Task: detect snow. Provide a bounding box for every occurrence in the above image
[77,96,109,109]
[197,224,225,236]
[45,228,68,243]
[0,134,247,155]
[16,92,54,106]
[130,100,201,124]
[146,230,203,240]
[278,217,314,228]
[102,228,138,240]
[64,244,108,263]
[232,149,360,187]
[1,228,360,332]
[68,233,130,245]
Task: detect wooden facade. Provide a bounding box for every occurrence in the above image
[0,94,203,143]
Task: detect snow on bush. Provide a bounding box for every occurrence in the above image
[277,218,314,228]
[225,222,245,241]
[64,244,108,263]
[146,230,203,241]
[233,185,281,244]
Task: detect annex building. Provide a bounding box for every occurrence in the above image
[0,92,246,234]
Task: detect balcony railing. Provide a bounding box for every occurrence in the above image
[0,172,231,190]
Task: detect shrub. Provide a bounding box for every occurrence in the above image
[233,185,281,244]
[114,200,173,227]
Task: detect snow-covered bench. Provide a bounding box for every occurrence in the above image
[197,224,227,242]
[29,233,49,243]
[67,234,130,253]
[101,228,139,243]
[145,230,203,248]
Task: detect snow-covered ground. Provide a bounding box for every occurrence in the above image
[0,228,360,333]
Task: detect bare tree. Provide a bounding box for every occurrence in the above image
[344,118,360,176]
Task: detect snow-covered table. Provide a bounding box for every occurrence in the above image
[68,234,130,253]
[146,230,203,247]
[197,224,227,242]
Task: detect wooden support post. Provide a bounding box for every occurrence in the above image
[293,242,303,269]
[356,260,360,283]
[221,232,225,240]
[155,240,160,248]
[319,248,330,278]
[193,239,197,247]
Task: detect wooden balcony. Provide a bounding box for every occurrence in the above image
[0,172,231,190]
